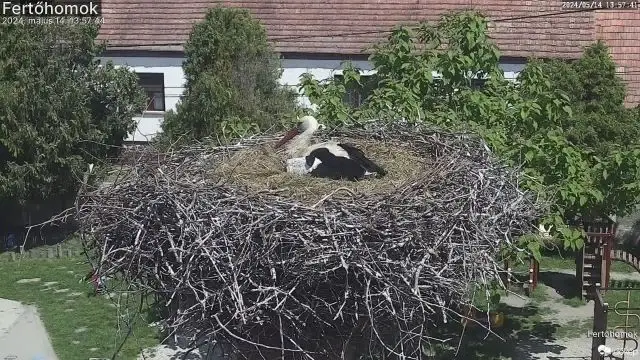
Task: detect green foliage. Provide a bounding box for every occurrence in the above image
[0,23,146,206]
[536,41,639,157]
[500,233,544,265]
[158,6,299,144]
[298,11,640,253]
[533,42,640,220]
[299,66,362,126]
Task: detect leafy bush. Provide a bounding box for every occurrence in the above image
[537,41,640,157]
[0,23,146,206]
[298,11,640,251]
[158,6,300,144]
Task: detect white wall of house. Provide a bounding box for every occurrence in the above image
[99,55,526,142]
[99,56,186,142]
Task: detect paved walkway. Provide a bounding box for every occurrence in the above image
[504,269,640,359]
[0,298,58,360]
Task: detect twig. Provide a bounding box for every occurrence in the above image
[73,122,547,360]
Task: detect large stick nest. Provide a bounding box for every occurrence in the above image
[77,123,544,359]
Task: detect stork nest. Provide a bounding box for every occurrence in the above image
[76,123,545,359]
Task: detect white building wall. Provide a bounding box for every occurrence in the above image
[99,55,526,142]
[98,56,185,142]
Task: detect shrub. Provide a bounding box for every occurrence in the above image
[0,23,145,206]
[158,7,300,144]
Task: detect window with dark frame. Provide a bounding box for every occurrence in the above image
[137,73,165,112]
[433,77,487,90]
[471,78,487,90]
[333,74,378,108]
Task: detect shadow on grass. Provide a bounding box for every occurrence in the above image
[427,303,565,359]
[538,271,581,299]
[142,303,568,360]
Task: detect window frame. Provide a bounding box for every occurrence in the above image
[137,72,166,112]
[333,72,378,108]
[471,78,488,90]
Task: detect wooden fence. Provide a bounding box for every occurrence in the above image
[1,243,84,262]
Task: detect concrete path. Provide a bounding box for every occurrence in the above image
[504,269,640,360]
[505,282,594,359]
[0,298,58,360]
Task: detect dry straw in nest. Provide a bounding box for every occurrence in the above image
[77,123,544,359]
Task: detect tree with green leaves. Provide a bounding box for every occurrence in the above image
[537,41,640,158]
[158,6,300,144]
[0,23,146,208]
[299,11,640,255]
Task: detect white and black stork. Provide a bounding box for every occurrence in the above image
[274,116,387,181]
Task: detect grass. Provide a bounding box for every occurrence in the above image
[0,256,160,360]
[429,302,562,360]
[561,296,587,307]
[1,243,635,359]
[529,285,550,302]
[440,251,640,359]
[610,261,637,273]
[554,318,592,338]
[539,254,575,271]
[459,261,640,359]
[603,279,640,332]
[509,252,638,274]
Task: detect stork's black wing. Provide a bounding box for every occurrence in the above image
[306,148,363,181]
[337,143,387,176]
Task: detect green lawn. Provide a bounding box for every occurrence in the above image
[540,255,636,273]
[532,255,640,331]
[602,279,640,332]
[556,282,640,332]
[0,257,160,360]
[428,300,571,360]
[509,253,637,274]
[458,253,640,359]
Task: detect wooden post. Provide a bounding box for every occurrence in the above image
[605,222,616,290]
[600,240,608,295]
[603,235,611,293]
[528,257,539,295]
[504,260,511,293]
[577,244,584,299]
[591,290,607,360]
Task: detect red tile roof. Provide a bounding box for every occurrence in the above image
[595,11,640,106]
[98,0,597,56]
[97,0,639,106]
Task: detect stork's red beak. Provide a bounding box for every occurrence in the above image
[274,128,300,149]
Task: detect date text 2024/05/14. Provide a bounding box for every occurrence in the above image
[561,1,639,9]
